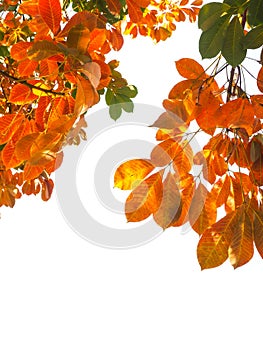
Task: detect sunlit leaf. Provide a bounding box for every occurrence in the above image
[175,58,205,79]
[114,159,155,190]
[228,205,254,269]
[38,0,62,35]
[154,172,182,229]
[125,171,163,222]
[197,210,235,270]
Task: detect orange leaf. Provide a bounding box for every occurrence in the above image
[114,158,154,190]
[251,95,263,119]
[197,211,235,270]
[58,11,99,39]
[213,98,254,132]
[23,163,45,181]
[172,173,195,227]
[162,99,189,122]
[126,0,144,23]
[9,84,36,104]
[257,66,263,93]
[125,171,163,222]
[88,29,107,52]
[39,59,59,81]
[153,172,182,229]
[193,89,220,135]
[10,42,32,61]
[67,24,90,54]
[105,0,122,15]
[74,76,99,116]
[172,140,193,176]
[17,59,38,77]
[189,183,217,235]
[109,27,124,51]
[38,0,61,35]
[15,133,40,161]
[151,111,187,130]
[211,174,230,208]
[228,205,254,269]
[175,58,205,79]
[252,208,263,258]
[0,113,24,144]
[151,138,180,166]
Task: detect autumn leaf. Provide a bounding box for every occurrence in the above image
[105,0,122,15]
[189,183,217,235]
[125,171,163,222]
[114,158,154,190]
[197,210,235,270]
[228,205,254,269]
[74,76,99,117]
[38,0,62,35]
[9,84,36,104]
[175,58,206,79]
[153,172,182,229]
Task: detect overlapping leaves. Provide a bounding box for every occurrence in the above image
[115,57,263,269]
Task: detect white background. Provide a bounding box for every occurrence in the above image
[1,10,263,350]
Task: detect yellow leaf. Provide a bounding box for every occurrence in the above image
[114,159,155,190]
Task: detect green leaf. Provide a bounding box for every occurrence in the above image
[105,88,114,105]
[222,16,247,67]
[243,24,263,49]
[0,46,10,57]
[248,0,263,26]
[199,14,231,59]
[115,94,134,113]
[109,103,122,120]
[117,85,138,98]
[198,2,231,31]
[224,0,249,7]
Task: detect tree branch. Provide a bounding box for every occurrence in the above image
[0,70,65,96]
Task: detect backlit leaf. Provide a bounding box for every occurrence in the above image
[38,0,62,35]
[105,0,122,15]
[189,183,217,235]
[228,205,254,269]
[252,209,263,258]
[154,173,182,229]
[114,159,154,190]
[9,84,36,104]
[197,211,235,270]
[125,171,163,222]
[175,58,205,79]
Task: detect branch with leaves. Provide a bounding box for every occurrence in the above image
[1,0,263,270]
